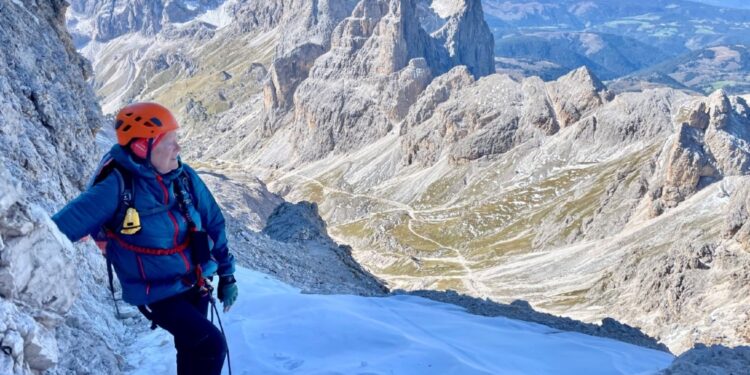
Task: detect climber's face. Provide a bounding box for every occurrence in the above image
[150,131,181,174]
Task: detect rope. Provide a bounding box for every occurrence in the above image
[209,298,232,375]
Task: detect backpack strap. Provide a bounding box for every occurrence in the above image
[92,160,136,320]
[173,170,209,288]
[93,161,136,234]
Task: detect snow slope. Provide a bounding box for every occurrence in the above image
[125,267,674,375]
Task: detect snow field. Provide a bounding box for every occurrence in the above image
[126,267,674,375]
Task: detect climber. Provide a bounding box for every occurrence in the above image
[52,102,237,375]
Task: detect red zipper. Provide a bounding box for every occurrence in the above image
[136,255,151,295]
[155,175,169,203]
[156,175,181,249]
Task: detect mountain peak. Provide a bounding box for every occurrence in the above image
[707,88,732,119]
[546,65,612,128]
[561,65,607,92]
[432,0,495,78]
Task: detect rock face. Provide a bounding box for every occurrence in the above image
[263,0,495,162]
[546,66,613,128]
[1,0,103,208]
[400,66,476,166]
[431,0,494,78]
[264,43,326,111]
[0,166,76,374]
[726,183,750,251]
[650,90,750,216]
[273,0,360,56]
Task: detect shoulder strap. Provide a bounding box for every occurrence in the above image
[174,170,197,231]
[94,161,136,230]
[93,160,135,320]
[173,170,209,287]
[115,164,135,211]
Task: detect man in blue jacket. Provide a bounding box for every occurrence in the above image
[53,102,237,375]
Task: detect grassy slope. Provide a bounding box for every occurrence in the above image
[309,144,659,306]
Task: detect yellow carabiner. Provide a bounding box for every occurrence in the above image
[121,207,142,235]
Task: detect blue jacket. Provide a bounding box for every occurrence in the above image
[52,145,235,306]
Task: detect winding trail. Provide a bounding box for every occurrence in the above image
[271,169,494,297]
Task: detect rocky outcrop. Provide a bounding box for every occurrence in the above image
[726,182,750,252]
[303,0,492,81]
[264,43,326,111]
[0,167,77,374]
[659,345,750,375]
[547,66,613,128]
[264,201,331,243]
[703,93,750,175]
[307,0,440,79]
[1,164,130,375]
[591,227,750,353]
[85,1,165,42]
[231,0,290,33]
[521,77,560,136]
[231,0,360,47]
[400,66,474,165]
[261,201,388,295]
[654,124,715,214]
[401,66,621,167]
[650,90,750,216]
[287,0,432,159]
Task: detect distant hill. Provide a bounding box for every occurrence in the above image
[613,44,750,94]
[495,32,670,80]
[481,0,750,92]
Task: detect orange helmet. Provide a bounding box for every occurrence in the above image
[115,102,179,146]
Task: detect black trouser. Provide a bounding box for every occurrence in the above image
[147,287,227,375]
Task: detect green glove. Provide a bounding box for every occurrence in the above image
[218,275,238,312]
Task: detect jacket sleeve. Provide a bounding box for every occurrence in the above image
[186,166,235,277]
[51,173,120,242]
